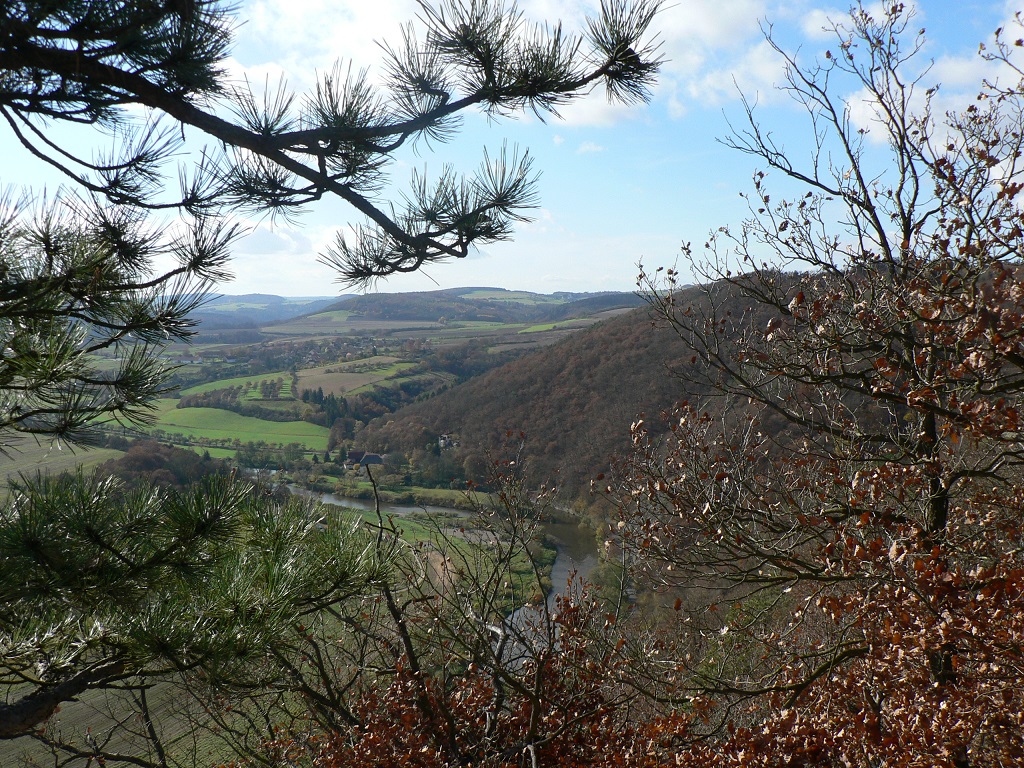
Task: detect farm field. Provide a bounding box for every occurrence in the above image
[348,369,452,396]
[151,401,329,451]
[296,357,416,396]
[182,445,237,458]
[518,318,596,334]
[263,315,442,336]
[180,371,292,396]
[0,438,124,486]
[1,287,638,488]
[455,288,563,304]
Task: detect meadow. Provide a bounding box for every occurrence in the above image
[179,371,293,396]
[151,402,329,451]
[295,356,413,396]
[0,438,123,487]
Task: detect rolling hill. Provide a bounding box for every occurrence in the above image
[314,287,645,324]
[357,287,710,498]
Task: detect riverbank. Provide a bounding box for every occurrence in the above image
[296,487,600,607]
[297,476,486,510]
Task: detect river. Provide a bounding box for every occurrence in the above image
[295,488,599,607]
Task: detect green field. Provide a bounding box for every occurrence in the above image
[1,438,124,487]
[151,402,329,450]
[447,320,509,329]
[180,445,238,458]
[518,318,597,334]
[519,322,562,333]
[345,369,444,396]
[263,315,442,335]
[456,289,562,304]
[180,371,292,396]
[312,309,353,321]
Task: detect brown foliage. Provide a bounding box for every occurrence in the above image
[360,305,699,497]
[606,4,1024,766]
[264,593,690,768]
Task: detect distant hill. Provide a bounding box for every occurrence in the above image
[315,288,643,325]
[358,286,711,498]
[538,293,646,321]
[191,294,341,329]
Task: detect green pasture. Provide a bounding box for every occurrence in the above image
[518,318,594,334]
[263,315,442,335]
[1,438,124,487]
[518,322,561,333]
[180,371,292,397]
[457,289,562,305]
[447,320,508,329]
[345,369,439,396]
[242,378,291,400]
[314,309,353,321]
[180,445,238,459]
[151,402,329,450]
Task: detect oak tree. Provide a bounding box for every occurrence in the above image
[612,4,1024,765]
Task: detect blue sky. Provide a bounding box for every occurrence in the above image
[1,1,1018,296]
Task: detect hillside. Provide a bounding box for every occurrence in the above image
[191,294,339,328]
[316,287,644,324]
[358,287,711,497]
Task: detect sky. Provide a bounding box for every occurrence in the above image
[2,1,1020,296]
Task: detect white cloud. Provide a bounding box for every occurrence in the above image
[647,0,789,116]
[687,39,789,107]
[576,141,606,154]
[799,8,845,40]
[844,45,1009,146]
[241,222,315,255]
[557,89,646,127]
[234,0,417,90]
[216,220,345,294]
[229,0,671,128]
[519,208,556,234]
[227,0,814,127]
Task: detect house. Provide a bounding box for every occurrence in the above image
[344,450,385,472]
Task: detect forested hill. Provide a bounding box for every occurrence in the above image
[359,286,711,497]
[322,287,645,323]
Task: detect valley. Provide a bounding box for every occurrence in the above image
[1,286,652,500]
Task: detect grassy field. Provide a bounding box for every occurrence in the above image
[152,402,329,450]
[1,439,124,487]
[456,289,563,304]
[263,315,442,336]
[180,445,238,458]
[180,371,292,396]
[339,366,429,396]
[295,357,414,397]
[518,318,601,334]
[447,320,509,329]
